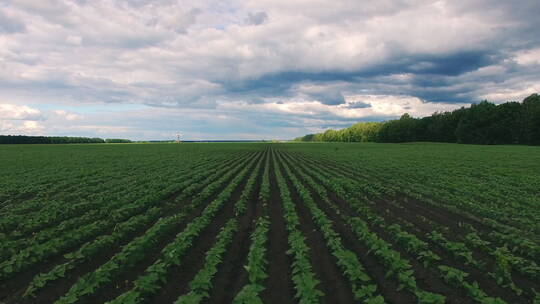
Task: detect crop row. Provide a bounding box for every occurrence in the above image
[276,151,386,303]
[233,215,270,303]
[0,151,257,284]
[0,152,246,261]
[271,150,324,303]
[280,150,534,303]
[174,219,238,303]
[299,145,540,239]
[281,150,449,303]
[103,151,261,304]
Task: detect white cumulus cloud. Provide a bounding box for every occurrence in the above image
[0,0,539,139]
[0,104,42,120]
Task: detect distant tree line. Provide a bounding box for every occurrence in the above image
[0,135,132,144]
[105,138,132,143]
[295,93,540,145]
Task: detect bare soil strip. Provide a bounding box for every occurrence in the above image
[259,150,295,304]
[206,148,267,303]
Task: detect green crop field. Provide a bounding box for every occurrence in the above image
[0,142,539,304]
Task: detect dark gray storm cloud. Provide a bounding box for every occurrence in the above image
[346,101,371,109]
[245,11,268,25]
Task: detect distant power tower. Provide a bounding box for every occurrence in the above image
[176,132,182,143]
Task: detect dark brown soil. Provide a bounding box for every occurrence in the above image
[276,152,358,304]
[279,151,420,304]
[299,151,536,240]
[369,197,535,303]
[205,148,267,303]
[280,151,473,304]
[96,151,264,304]
[283,151,533,303]
[296,150,539,262]
[259,150,295,304]
[6,153,245,242]
[1,152,259,304]
[3,147,537,304]
[14,199,192,304]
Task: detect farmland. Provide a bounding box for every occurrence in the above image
[0,142,539,304]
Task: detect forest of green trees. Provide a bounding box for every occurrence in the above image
[105,138,133,143]
[295,94,540,145]
[0,136,132,144]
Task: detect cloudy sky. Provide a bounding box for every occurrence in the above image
[1,0,539,140]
